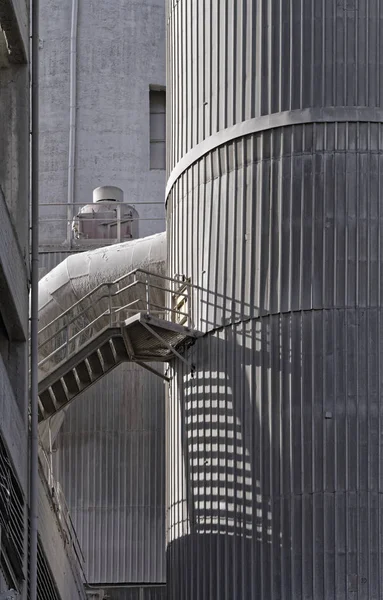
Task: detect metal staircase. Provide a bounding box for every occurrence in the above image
[37,269,201,422]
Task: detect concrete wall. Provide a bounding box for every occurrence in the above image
[0,3,29,597]
[39,0,166,248]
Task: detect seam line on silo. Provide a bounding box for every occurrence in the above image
[200,306,380,339]
[166,106,383,198]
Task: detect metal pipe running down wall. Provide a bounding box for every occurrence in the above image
[67,0,79,247]
[30,0,39,596]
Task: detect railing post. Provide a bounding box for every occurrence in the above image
[65,316,70,358]
[187,279,192,329]
[145,275,150,315]
[108,283,113,326]
[117,203,122,243]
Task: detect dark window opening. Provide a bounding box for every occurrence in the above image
[150,89,166,170]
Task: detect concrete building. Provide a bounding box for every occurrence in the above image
[38,0,166,253]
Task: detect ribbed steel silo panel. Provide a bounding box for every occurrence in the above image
[167,1,383,598]
[167,0,383,171]
[53,362,166,584]
[168,123,383,334]
[167,312,383,599]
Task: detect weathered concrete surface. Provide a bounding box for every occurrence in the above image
[0,5,29,599]
[39,0,166,248]
[0,61,29,260]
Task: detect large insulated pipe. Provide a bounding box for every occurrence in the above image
[167,2,383,598]
[38,232,166,328]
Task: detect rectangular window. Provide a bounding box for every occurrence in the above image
[150,89,166,170]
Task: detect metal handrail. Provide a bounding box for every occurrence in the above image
[37,269,193,372]
[38,268,189,336]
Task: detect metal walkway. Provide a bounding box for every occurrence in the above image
[37,269,201,421]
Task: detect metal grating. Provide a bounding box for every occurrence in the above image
[0,435,24,583]
[27,534,62,600]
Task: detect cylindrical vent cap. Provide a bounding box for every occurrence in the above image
[93,186,124,203]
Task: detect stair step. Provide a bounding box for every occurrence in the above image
[99,340,116,370]
[38,397,46,421]
[87,351,104,377]
[39,388,56,416]
[51,379,69,408]
[63,369,81,397]
[75,360,93,385]
[111,336,128,361]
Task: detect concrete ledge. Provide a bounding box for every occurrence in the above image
[0,188,29,340]
[0,0,28,63]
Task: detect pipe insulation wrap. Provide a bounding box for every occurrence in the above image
[38,232,167,328]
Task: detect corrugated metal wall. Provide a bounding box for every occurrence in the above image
[166,1,383,598]
[54,363,166,584]
[167,0,383,171]
[41,252,166,585]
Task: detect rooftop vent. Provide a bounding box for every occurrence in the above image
[72,186,139,243]
[93,185,123,204]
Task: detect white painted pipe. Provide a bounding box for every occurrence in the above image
[30,0,40,594]
[38,231,167,326]
[67,0,79,247]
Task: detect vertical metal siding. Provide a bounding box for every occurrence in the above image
[54,362,166,584]
[168,312,383,598]
[167,0,383,170]
[167,0,383,598]
[168,123,383,331]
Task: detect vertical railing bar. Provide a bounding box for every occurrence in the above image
[145,275,150,315]
[108,283,113,326]
[117,203,122,242]
[65,316,70,359]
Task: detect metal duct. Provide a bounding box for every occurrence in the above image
[166,1,383,598]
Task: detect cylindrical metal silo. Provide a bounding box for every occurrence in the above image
[167,1,383,598]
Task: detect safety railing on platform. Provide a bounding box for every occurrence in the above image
[37,269,193,377]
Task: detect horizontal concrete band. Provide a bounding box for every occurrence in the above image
[166,106,383,199]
